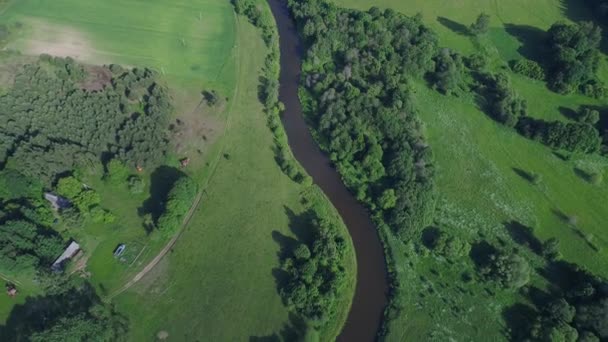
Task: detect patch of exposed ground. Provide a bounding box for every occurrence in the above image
[20,18,96,61]
[79,65,112,91]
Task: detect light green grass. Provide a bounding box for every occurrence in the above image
[0,0,235,90]
[330,0,608,340]
[114,17,355,341]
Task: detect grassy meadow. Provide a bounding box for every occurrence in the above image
[329,0,608,340]
[0,0,356,340]
[113,16,356,341]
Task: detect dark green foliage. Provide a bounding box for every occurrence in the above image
[511,59,545,80]
[289,0,437,239]
[514,263,608,341]
[431,48,466,95]
[483,73,528,127]
[0,57,171,184]
[542,238,561,260]
[479,249,530,289]
[157,176,197,236]
[0,220,63,273]
[517,117,601,153]
[0,281,128,342]
[547,21,602,95]
[469,13,491,36]
[578,108,601,125]
[465,53,488,71]
[280,215,347,326]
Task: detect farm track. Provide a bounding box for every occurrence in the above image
[105,13,242,301]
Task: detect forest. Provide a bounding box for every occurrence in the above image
[0,56,171,184]
[289,0,437,239]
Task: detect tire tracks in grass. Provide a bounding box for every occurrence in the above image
[105,13,242,302]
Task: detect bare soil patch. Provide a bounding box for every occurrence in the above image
[79,65,112,91]
[21,19,96,61]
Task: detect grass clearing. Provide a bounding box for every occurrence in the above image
[329,0,608,340]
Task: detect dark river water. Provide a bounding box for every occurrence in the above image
[266,1,389,340]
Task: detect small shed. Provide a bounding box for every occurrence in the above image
[44,193,71,211]
[51,241,81,271]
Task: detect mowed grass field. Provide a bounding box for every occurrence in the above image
[332,0,608,340]
[1,0,235,90]
[114,16,356,341]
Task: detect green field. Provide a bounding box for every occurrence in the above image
[1,0,235,89]
[113,16,355,341]
[0,0,356,340]
[331,0,608,340]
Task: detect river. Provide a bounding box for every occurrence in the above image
[266,1,389,340]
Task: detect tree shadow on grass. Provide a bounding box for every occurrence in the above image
[502,303,537,341]
[469,241,497,270]
[249,313,307,342]
[138,166,186,231]
[558,106,579,121]
[504,24,548,64]
[0,282,99,340]
[437,17,470,36]
[504,221,542,255]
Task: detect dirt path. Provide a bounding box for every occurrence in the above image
[105,14,242,301]
[106,189,204,300]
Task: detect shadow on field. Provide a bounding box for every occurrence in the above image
[249,313,307,342]
[512,167,537,184]
[560,0,608,53]
[138,166,186,232]
[0,282,105,339]
[558,106,579,121]
[504,24,548,64]
[502,303,537,341]
[504,221,542,255]
[437,17,470,36]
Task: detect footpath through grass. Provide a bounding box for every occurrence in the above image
[114,16,355,341]
[329,0,608,340]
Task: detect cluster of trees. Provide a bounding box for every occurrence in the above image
[0,169,64,274]
[517,117,602,153]
[478,248,531,289]
[280,213,348,327]
[0,219,64,273]
[481,72,528,127]
[425,228,471,258]
[56,176,115,225]
[289,0,437,238]
[476,72,603,153]
[155,176,197,236]
[431,48,466,95]
[0,56,171,184]
[547,21,605,97]
[0,279,128,341]
[515,263,608,341]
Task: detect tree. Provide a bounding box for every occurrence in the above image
[127,175,145,194]
[547,21,602,94]
[56,176,83,199]
[432,48,466,95]
[481,250,530,289]
[470,13,491,35]
[542,238,561,260]
[578,108,600,125]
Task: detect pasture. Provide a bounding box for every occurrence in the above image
[332,0,608,340]
[113,16,355,341]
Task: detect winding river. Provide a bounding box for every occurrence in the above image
[267,1,389,340]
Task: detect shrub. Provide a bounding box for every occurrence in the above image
[511,59,545,80]
[157,176,198,236]
[479,249,530,289]
[431,48,466,95]
[127,175,145,194]
[578,108,601,125]
[105,159,130,186]
[470,13,491,35]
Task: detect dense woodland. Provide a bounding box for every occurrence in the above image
[289,0,437,239]
[0,56,171,184]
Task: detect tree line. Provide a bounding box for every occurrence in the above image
[288,0,437,240]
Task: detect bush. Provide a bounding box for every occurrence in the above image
[157,176,198,236]
[428,231,471,258]
[578,108,601,125]
[511,59,545,80]
[484,73,528,127]
[127,175,145,194]
[470,13,491,35]
[431,48,466,95]
[479,249,530,289]
[105,159,130,186]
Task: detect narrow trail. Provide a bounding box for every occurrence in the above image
[105,13,242,301]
